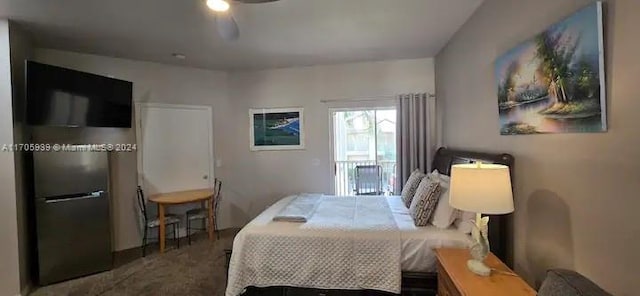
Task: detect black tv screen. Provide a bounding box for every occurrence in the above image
[26,61,133,128]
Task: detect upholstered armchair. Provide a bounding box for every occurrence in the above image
[538,269,613,296]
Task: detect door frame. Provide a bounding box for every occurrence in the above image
[135,103,215,189]
[328,105,397,195]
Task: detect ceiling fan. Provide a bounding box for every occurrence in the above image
[206,0,280,41]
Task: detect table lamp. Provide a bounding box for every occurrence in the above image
[449,162,514,276]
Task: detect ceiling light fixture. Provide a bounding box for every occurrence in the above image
[207,0,230,12]
[172,53,186,60]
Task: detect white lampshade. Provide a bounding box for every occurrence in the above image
[449,162,514,215]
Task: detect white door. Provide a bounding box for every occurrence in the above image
[138,104,214,194]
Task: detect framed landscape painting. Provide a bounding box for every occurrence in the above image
[250,108,305,151]
[495,2,606,135]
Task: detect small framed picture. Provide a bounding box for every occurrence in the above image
[249,107,305,151]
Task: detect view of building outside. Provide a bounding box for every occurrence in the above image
[333,109,397,195]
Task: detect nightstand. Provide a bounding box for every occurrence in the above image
[435,248,536,296]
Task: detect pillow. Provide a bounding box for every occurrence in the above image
[454,210,476,234]
[427,169,450,184]
[400,169,425,208]
[408,177,442,226]
[427,169,441,181]
[427,170,457,229]
[438,167,477,233]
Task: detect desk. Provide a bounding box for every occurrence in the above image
[149,189,215,253]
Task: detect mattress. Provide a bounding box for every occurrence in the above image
[227,195,403,295]
[386,195,472,272]
[236,195,471,272]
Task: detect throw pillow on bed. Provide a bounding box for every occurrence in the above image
[427,169,476,232]
[409,177,442,226]
[427,170,457,229]
[454,210,476,234]
[401,169,425,208]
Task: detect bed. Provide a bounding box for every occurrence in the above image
[226,147,514,296]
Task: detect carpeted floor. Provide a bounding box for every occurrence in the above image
[30,229,239,296]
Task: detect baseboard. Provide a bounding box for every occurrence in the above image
[112,231,217,267]
[113,246,144,268]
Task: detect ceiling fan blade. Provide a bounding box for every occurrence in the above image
[233,0,280,3]
[216,13,239,41]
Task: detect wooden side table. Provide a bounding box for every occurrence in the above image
[435,248,536,296]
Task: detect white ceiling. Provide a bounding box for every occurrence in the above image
[0,0,483,71]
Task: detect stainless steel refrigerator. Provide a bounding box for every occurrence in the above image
[33,147,112,285]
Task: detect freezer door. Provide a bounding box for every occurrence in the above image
[36,191,112,285]
[33,148,108,198]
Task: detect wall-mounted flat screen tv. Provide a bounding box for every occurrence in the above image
[26,61,133,128]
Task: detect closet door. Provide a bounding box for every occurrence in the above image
[137,104,214,194]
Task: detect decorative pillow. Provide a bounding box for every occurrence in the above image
[454,210,476,234]
[401,169,425,208]
[428,169,474,230]
[409,177,442,226]
[428,170,457,229]
[427,169,441,182]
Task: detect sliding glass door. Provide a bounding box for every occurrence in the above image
[331,108,397,196]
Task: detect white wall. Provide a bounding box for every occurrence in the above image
[0,19,21,296]
[223,58,435,226]
[435,0,639,295]
[33,49,230,251]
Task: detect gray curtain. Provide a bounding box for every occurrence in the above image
[396,93,437,193]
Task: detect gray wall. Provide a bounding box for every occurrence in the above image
[0,19,21,296]
[435,0,639,295]
[8,22,33,294]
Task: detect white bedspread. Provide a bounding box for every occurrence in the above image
[226,195,402,296]
[226,195,471,296]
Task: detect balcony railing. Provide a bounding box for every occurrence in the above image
[335,160,396,196]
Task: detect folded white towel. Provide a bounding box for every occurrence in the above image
[272,194,322,222]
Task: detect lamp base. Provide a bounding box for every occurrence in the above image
[467,259,491,276]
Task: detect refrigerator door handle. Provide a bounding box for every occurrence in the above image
[45,191,105,203]
[89,190,105,197]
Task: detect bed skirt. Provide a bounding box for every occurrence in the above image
[239,272,437,296]
[225,251,436,296]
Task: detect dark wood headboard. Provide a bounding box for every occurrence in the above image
[431,147,514,267]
